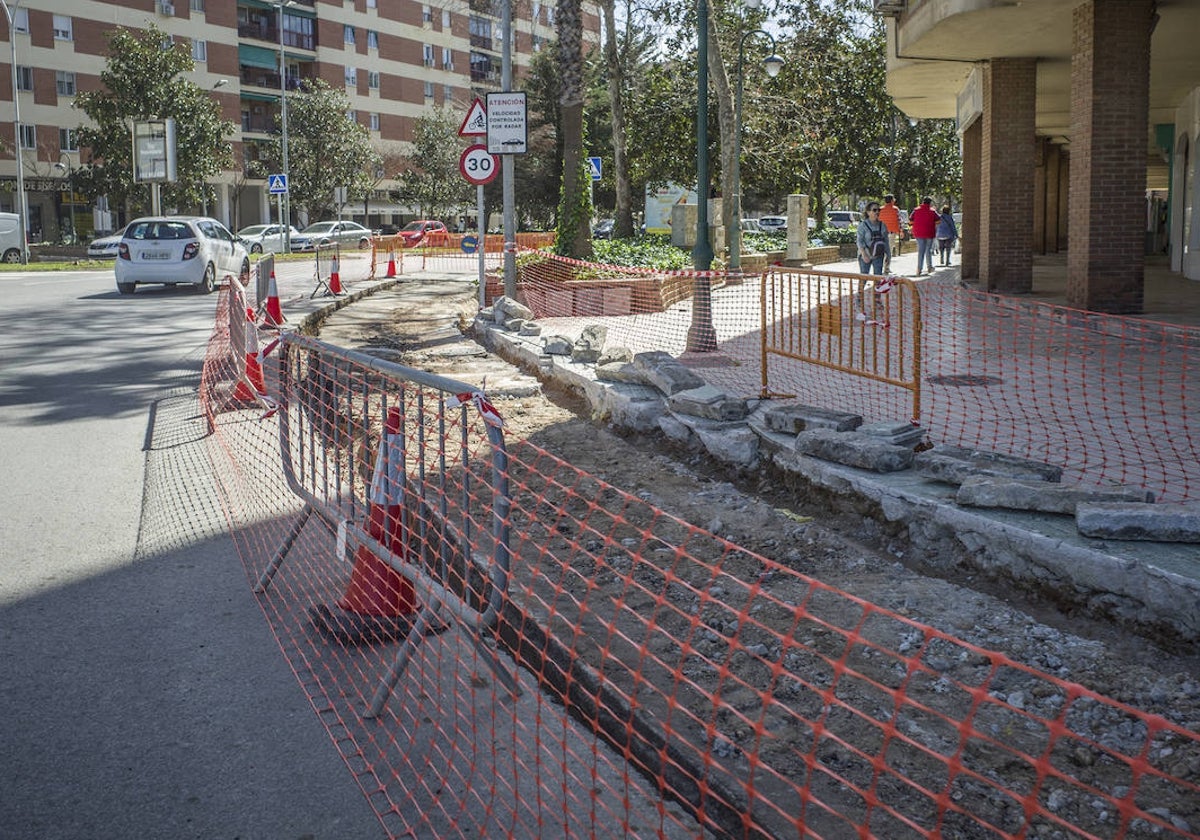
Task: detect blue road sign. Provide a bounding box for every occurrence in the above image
[461,235,479,254]
[588,157,602,181]
[268,173,288,194]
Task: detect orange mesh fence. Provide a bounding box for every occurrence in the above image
[369,235,407,279]
[200,290,1200,839]
[512,253,1199,503]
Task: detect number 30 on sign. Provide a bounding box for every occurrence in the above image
[459,144,499,185]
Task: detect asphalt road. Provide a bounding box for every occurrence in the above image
[0,269,383,839]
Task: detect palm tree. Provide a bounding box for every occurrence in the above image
[555,0,593,258]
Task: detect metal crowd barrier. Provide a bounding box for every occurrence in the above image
[762,267,924,424]
[253,333,514,716]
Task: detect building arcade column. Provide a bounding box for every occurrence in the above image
[960,118,981,281]
[1067,0,1153,313]
[980,58,1037,293]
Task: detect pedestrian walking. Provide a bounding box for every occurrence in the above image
[857,203,891,276]
[936,204,958,266]
[879,195,902,264]
[910,197,939,275]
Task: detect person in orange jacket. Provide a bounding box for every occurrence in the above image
[878,195,902,267]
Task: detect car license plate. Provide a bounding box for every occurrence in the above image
[142,251,171,260]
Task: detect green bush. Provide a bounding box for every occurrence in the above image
[814,226,857,245]
[592,234,693,270]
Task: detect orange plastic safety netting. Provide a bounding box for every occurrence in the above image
[200,287,1200,839]
[511,253,1198,503]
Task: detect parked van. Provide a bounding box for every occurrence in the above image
[0,212,24,263]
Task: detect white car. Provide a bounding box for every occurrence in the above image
[827,210,863,229]
[237,223,301,254]
[87,232,123,259]
[289,220,375,252]
[115,216,249,295]
[757,216,787,235]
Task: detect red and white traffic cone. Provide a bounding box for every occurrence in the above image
[311,407,424,645]
[232,308,269,403]
[263,266,285,328]
[329,252,342,295]
[385,246,397,278]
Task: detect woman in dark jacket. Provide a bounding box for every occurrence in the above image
[936,205,958,266]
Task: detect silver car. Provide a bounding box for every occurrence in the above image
[87,232,123,259]
[236,223,301,254]
[115,216,249,295]
[288,220,375,252]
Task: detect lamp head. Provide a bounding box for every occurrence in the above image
[763,54,784,78]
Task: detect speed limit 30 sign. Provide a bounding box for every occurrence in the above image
[459,144,499,186]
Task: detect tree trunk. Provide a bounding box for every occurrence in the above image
[706,11,735,259]
[556,0,593,259]
[603,0,632,238]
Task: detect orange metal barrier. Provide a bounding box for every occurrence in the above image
[200,286,1200,838]
[761,267,923,424]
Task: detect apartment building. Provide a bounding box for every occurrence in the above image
[1,0,596,244]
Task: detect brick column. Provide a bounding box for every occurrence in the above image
[960,118,981,281]
[1045,144,1064,253]
[1033,139,1047,254]
[1067,0,1152,313]
[980,58,1037,293]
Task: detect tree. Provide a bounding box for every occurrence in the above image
[261,79,376,222]
[72,25,235,217]
[395,110,471,220]
[555,0,593,258]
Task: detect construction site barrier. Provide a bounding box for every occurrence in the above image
[200,283,1200,838]
[761,268,923,424]
[510,252,1199,503]
[312,242,343,297]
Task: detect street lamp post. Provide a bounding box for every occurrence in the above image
[2,0,29,263]
[53,153,73,244]
[276,0,296,252]
[685,0,716,352]
[729,30,783,272]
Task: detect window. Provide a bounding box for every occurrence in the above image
[56,71,76,96]
[423,81,433,99]
[367,0,376,7]
[369,112,380,132]
[52,15,73,41]
[346,110,357,123]
[443,84,453,104]
[422,43,434,66]
[344,24,355,45]
[442,10,451,27]
[422,5,432,23]
[367,70,380,89]
[442,47,453,69]
[192,39,207,62]
[532,34,544,52]
[60,128,78,152]
[533,3,541,24]
[19,124,35,150]
[345,66,357,86]
[190,0,205,11]
[367,30,379,49]
[15,66,32,92]
[13,8,28,33]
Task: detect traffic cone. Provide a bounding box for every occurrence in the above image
[231,308,268,403]
[311,406,426,645]
[263,266,285,328]
[385,245,397,278]
[329,252,342,295]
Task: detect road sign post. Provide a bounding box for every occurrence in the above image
[460,143,499,304]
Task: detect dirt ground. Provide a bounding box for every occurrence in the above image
[336,277,1200,835]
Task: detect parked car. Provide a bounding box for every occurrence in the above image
[739,219,760,233]
[236,223,301,254]
[377,223,400,236]
[827,210,863,229]
[87,232,123,259]
[398,219,449,247]
[0,211,23,263]
[757,216,787,235]
[289,220,376,252]
[593,219,616,239]
[115,216,249,295]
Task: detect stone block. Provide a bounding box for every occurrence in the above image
[668,385,749,422]
[794,428,914,473]
[571,324,607,363]
[914,445,1063,485]
[956,477,1155,514]
[764,404,863,434]
[857,421,927,449]
[633,351,706,395]
[595,361,645,384]
[543,335,573,355]
[1076,502,1200,543]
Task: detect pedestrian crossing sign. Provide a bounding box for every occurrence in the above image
[268,173,288,194]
